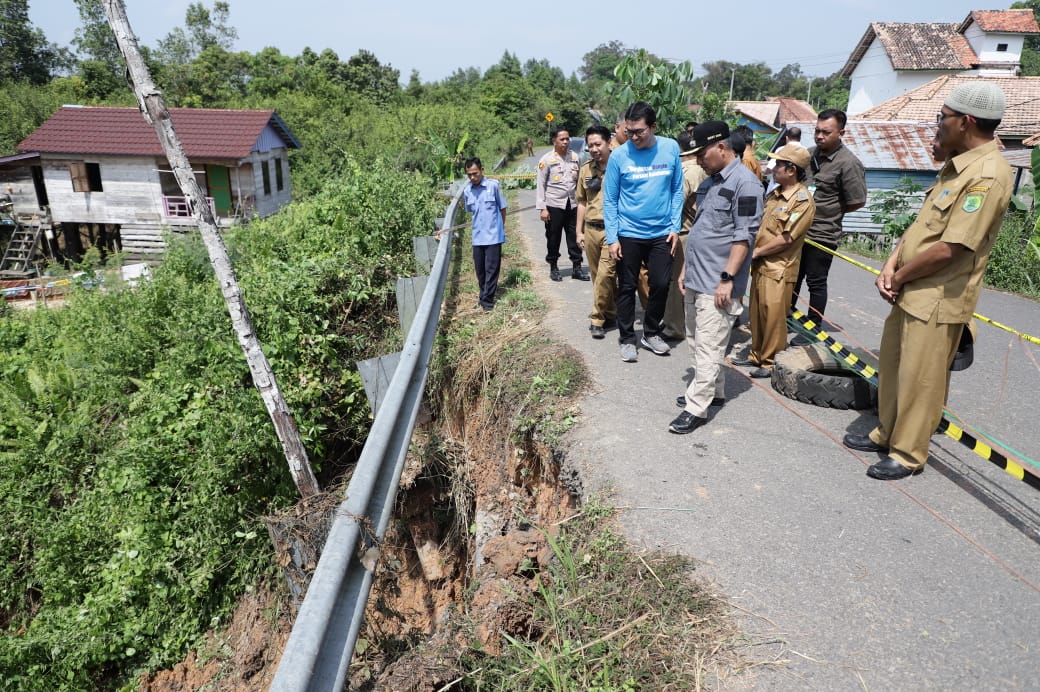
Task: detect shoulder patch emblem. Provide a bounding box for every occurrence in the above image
[963,193,984,213]
[967,185,989,193]
[538,162,545,169]
[790,211,802,222]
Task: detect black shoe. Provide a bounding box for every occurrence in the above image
[550,267,562,282]
[842,433,887,453]
[589,324,605,339]
[669,411,707,434]
[731,357,755,367]
[866,456,920,480]
[749,367,771,378]
[675,396,725,409]
[572,265,590,281]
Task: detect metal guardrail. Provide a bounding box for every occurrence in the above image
[271,185,465,690]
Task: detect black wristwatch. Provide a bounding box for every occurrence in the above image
[720,271,733,282]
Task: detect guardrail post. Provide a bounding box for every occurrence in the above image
[396,275,429,337]
[356,353,401,415]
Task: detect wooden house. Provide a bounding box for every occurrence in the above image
[4,106,301,265]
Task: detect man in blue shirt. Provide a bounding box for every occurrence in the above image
[603,101,684,363]
[463,157,507,311]
[671,121,762,434]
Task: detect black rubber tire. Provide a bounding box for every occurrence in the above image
[771,343,878,410]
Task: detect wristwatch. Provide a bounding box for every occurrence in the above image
[720,271,733,282]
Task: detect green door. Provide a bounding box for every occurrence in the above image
[206,165,232,215]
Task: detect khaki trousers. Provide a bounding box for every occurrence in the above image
[683,291,742,417]
[584,225,616,326]
[869,304,961,470]
[663,234,687,338]
[748,269,794,368]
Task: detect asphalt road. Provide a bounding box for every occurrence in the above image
[510,185,1040,690]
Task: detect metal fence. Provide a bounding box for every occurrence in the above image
[270,185,465,690]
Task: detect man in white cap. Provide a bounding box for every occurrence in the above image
[842,80,1013,480]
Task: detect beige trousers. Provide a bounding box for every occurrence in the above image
[683,291,742,417]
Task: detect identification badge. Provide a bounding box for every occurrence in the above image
[963,194,984,213]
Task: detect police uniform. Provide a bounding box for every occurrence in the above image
[577,158,615,327]
[867,139,1012,471]
[536,148,582,270]
[749,182,815,367]
[663,158,708,338]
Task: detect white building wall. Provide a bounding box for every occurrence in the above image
[848,37,961,114]
[41,154,164,225]
[247,148,292,219]
[964,24,1023,73]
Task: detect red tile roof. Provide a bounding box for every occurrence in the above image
[17,107,299,159]
[854,75,1040,139]
[959,9,1039,34]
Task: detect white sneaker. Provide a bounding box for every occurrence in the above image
[620,343,638,362]
[640,334,670,355]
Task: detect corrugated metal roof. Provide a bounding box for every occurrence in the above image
[17,106,300,159]
[786,121,942,172]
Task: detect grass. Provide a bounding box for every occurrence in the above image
[455,498,738,691]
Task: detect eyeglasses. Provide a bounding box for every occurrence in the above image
[625,126,649,137]
[936,111,962,124]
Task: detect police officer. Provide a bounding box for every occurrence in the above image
[536,128,587,282]
[842,81,1013,480]
[576,125,615,338]
[735,143,815,377]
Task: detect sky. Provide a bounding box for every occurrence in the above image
[28,0,1014,84]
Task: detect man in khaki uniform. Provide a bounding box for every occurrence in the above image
[662,131,707,339]
[736,143,815,377]
[843,81,1013,480]
[576,125,616,338]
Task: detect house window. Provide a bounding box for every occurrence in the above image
[275,157,284,192]
[261,160,271,195]
[997,43,1009,52]
[69,162,103,192]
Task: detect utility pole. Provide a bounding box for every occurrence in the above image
[99,0,320,498]
[728,66,736,101]
[806,77,814,104]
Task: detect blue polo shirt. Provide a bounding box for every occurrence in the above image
[602,137,684,244]
[464,177,506,246]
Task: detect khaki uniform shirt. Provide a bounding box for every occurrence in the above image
[576,159,607,223]
[742,147,763,181]
[807,143,866,245]
[754,182,815,281]
[680,158,708,232]
[896,139,1012,324]
[536,149,580,210]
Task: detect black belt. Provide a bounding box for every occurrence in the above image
[585,220,605,228]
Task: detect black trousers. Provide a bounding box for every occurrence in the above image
[792,241,837,318]
[473,243,502,309]
[616,236,672,344]
[544,203,582,266]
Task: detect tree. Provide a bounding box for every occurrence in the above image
[580,41,628,85]
[99,0,320,498]
[73,0,125,97]
[342,49,400,105]
[607,50,695,134]
[0,0,71,84]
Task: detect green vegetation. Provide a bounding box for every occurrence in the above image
[869,176,923,240]
[459,500,734,690]
[0,160,440,688]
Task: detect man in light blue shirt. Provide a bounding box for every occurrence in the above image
[603,101,684,363]
[463,157,507,312]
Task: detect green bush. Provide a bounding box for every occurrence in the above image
[986,211,1040,297]
[0,159,440,689]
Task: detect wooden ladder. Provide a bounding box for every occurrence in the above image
[0,215,42,278]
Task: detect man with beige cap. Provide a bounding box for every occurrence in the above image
[735,143,815,378]
[842,80,1013,480]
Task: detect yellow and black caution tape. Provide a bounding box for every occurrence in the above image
[936,418,1040,491]
[805,238,1040,347]
[788,306,1040,491]
[788,308,878,385]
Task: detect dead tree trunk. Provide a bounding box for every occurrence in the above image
[100,0,320,498]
